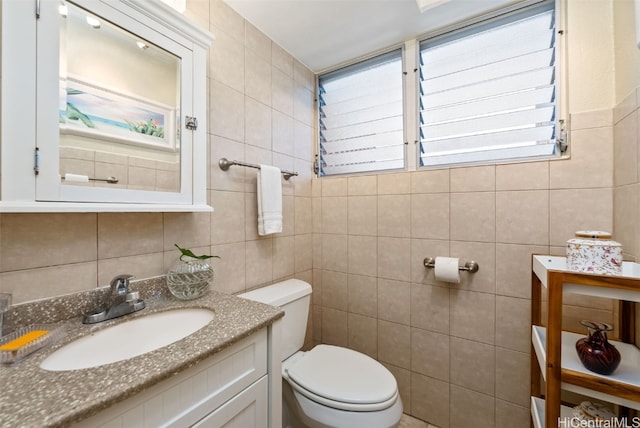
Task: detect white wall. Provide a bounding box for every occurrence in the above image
[566,0,616,112]
[613,0,640,103]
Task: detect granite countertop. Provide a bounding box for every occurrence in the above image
[0,279,283,428]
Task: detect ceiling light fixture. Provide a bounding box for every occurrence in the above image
[416,0,450,13]
[86,15,101,29]
[136,41,149,50]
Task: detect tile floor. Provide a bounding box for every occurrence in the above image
[399,413,439,428]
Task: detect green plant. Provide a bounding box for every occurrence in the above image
[174,244,220,261]
[126,118,164,137]
[65,102,95,128]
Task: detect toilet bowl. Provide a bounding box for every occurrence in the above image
[240,279,403,428]
[282,346,403,428]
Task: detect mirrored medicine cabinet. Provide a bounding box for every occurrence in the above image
[0,0,213,212]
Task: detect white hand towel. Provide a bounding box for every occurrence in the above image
[257,165,283,235]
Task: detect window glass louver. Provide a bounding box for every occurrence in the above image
[419,3,561,167]
[318,49,405,176]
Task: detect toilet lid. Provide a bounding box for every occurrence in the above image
[286,345,398,408]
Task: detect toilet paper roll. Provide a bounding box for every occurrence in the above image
[434,256,460,283]
[63,173,89,183]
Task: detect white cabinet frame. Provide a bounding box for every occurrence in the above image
[0,0,213,212]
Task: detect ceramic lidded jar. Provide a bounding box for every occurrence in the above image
[571,401,617,422]
[566,231,622,275]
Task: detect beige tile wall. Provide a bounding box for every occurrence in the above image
[0,0,316,335]
[312,109,617,427]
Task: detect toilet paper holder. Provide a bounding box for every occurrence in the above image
[423,257,479,273]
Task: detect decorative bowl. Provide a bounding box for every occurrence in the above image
[166,257,213,300]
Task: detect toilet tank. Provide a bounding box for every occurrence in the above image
[239,279,312,361]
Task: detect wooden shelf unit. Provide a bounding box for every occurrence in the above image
[531,255,640,428]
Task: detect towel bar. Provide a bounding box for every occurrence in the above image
[62,175,119,184]
[89,176,119,183]
[218,158,298,180]
[423,257,479,273]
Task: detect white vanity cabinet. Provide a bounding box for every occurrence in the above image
[0,0,212,212]
[73,328,279,428]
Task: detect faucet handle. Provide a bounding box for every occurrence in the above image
[125,291,141,302]
[110,274,134,296]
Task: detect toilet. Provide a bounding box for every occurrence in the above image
[239,279,403,428]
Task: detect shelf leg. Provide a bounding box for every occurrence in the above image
[619,300,636,422]
[531,269,543,428]
[545,272,564,428]
[620,300,635,343]
[531,269,542,399]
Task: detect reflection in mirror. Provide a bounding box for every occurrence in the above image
[58,1,181,193]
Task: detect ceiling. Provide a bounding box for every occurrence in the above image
[223,0,525,73]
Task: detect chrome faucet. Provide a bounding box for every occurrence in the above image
[110,274,134,303]
[83,274,145,324]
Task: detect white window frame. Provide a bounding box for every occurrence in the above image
[314,0,567,177]
[415,0,568,169]
[316,47,407,177]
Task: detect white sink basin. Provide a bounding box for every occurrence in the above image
[40,308,214,371]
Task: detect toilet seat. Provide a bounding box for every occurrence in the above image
[283,345,399,412]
